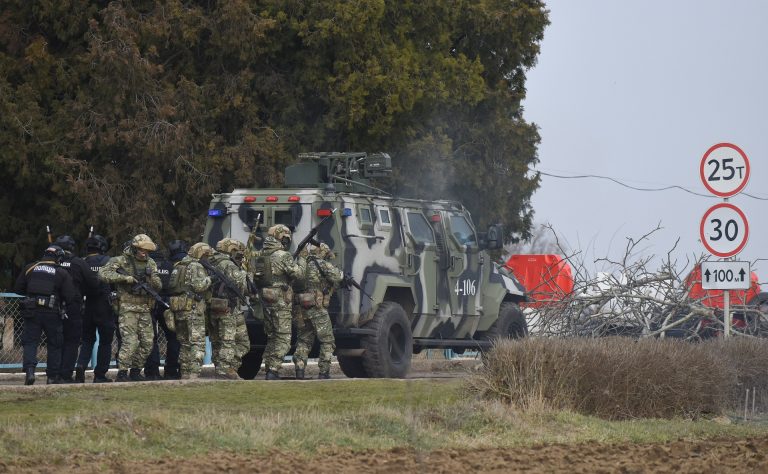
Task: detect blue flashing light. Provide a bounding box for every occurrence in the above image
[208,209,225,217]
[342,208,353,217]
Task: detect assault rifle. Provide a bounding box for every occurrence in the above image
[293,208,336,259]
[343,273,374,301]
[198,257,254,312]
[116,267,170,309]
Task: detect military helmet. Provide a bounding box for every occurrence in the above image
[54,235,76,252]
[188,242,214,259]
[85,234,109,253]
[267,224,292,241]
[313,242,334,260]
[216,238,245,255]
[167,240,189,256]
[43,245,65,263]
[131,233,157,251]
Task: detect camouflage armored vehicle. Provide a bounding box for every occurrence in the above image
[204,152,527,378]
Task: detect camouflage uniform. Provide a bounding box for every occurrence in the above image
[261,226,306,379]
[293,243,343,378]
[99,235,162,380]
[170,244,212,379]
[208,239,248,378]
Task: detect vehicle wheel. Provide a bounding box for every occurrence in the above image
[480,302,526,358]
[237,349,264,380]
[485,302,527,340]
[337,355,369,378]
[361,302,413,378]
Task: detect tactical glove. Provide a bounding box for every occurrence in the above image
[124,275,137,285]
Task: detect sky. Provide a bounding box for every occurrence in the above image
[523,0,768,280]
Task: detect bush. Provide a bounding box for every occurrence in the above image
[465,337,768,419]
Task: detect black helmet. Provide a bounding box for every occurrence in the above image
[54,235,76,252]
[43,245,65,263]
[168,240,189,257]
[85,234,109,253]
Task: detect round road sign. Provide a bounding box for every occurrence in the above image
[700,143,750,197]
[699,203,749,258]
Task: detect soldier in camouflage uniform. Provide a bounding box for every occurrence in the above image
[261,224,306,380]
[208,238,248,379]
[293,243,343,379]
[99,234,163,382]
[169,243,212,379]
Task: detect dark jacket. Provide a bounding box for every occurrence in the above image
[14,258,79,313]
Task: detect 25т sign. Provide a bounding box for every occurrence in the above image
[699,203,749,258]
[700,143,750,197]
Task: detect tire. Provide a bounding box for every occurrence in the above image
[485,302,528,340]
[337,355,369,378]
[361,302,413,378]
[237,349,264,380]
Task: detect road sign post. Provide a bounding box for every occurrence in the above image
[699,143,751,338]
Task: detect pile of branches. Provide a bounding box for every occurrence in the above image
[523,225,767,340]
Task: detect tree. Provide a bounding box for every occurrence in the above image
[0,0,548,288]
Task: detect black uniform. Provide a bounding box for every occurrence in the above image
[144,249,183,379]
[76,252,117,380]
[14,257,78,381]
[58,251,99,381]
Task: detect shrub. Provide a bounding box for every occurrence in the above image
[465,337,768,419]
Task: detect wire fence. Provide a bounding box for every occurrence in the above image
[0,293,167,371]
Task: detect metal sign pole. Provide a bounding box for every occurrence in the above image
[724,289,731,338]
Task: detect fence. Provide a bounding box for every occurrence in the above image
[0,293,168,371]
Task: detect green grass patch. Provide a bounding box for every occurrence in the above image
[1,378,767,467]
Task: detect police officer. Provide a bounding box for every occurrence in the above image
[75,235,117,383]
[54,235,99,383]
[261,225,306,380]
[14,245,78,385]
[144,240,186,380]
[169,243,212,379]
[293,242,344,379]
[99,234,163,382]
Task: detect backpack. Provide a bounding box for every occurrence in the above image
[250,254,272,288]
[167,260,190,295]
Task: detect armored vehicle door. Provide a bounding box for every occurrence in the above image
[401,207,439,319]
[444,211,481,319]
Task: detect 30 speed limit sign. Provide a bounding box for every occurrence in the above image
[699,203,749,258]
[700,143,750,197]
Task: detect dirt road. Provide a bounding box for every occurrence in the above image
[8,437,767,473]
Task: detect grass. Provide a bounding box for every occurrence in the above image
[1,378,768,467]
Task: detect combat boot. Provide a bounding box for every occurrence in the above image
[24,368,35,386]
[129,368,146,382]
[116,370,130,382]
[295,368,305,380]
[265,370,280,380]
[59,373,75,384]
[47,375,63,385]
[318,373,331,380]
[74,365,86,383]
[93,374,113,383]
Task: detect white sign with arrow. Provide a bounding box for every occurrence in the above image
[701,261,751,290]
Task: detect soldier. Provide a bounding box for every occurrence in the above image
[261,224,306,380]
[207,238,249,379]
[99,234,163,382]
[144,240,186,380]
[14,245,78,385]
[54,235,99,383]
[293,243,343,379]
[75,235,117,383]
[168,242,212,379]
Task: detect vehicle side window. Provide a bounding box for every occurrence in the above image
[449,215,477,246]
[407,212,435,244]
[360,207,373,224]
[379,208,391,225]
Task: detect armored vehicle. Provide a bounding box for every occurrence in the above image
[204,152,527,378]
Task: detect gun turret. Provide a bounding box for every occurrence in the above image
[285,152,392,193]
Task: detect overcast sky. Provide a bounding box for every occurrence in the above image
[523,0,768,279]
